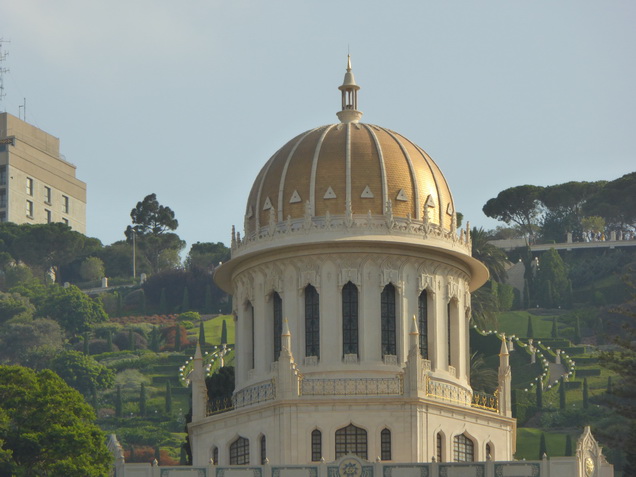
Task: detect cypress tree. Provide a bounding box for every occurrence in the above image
[165,381,173,414]
[559,377,566,410]
[221,320,228,345]
[536,382,543,410]
[159,288,168,315]
[523,279,530,309]
[551,317,559,338]
[546,280,554,308]
[128,329,135,351]
[199,321,206,348]
[607,376,613,394]
[181,287,190,312]
[83,332,90,355]
[511,389,518,418]
[139,383,147,417]
[115,385,123,418]
[150,326,160,352]
[539,433,547,459]
[107,330,113,352]
[204,284,213,314]
[583,378,589,409]
[116,291,123,316]
[565,434,573,456]
[575,317,582,344]
[175,325,182,351]
[527,316,534,339]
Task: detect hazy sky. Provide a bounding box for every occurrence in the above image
[1,1,634,253]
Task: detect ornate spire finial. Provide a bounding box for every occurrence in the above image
[337,55,363,124]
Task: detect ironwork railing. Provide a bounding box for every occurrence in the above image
[471,390,499,412]
[300,375,403,396]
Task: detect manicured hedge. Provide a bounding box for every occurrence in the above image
[564,381,582,390]
[575,368,601,378]
[562,346,586,356]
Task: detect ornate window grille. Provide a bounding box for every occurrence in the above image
[453,434,474,462]
[273,292,282,361]
[212,446,218,465]
[305,285,320,358]
[436,433,443,462]
[380,428,392,461]
[335,424,367,460]
[260,435,267,465]
[311,429,322,461]
[418,290,428,358]
[342,282,358,356]
[229,436,250,465]
[381,284,397,357]
[447,302,452,367]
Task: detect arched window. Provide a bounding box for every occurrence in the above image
[381,284,396,357]
[311,429,322,462]
[342,282,358,356]
[418,290,428,358]
[246,302,255,370]
[453,434,474,462]
[335,424,367,459]
[229,436,250,465]
[486,442,493,460]
[305,285,320,358]
[380,428,391,461]
[273,292,282,361]
[436,433,443,462]
[260,435,267,465]
[447,302,452,367]
[212,446,218,465]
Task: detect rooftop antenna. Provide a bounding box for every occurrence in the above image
[18,98,26,122]
[0,39,9,112]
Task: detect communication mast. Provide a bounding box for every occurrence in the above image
[0,39,9,112]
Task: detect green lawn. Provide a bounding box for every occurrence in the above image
[515,428,575,460]
[497,311,562,339]
[189,314,235,346]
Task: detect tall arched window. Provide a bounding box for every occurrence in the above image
[273,292,282,361]
[212,446,218,465]
[453,434,474,462]
[335,424,367,459]
[418,290,428,358]
[305,285,320,358]
[380,428,392,461]
[436,433,443,462]
[230,436,250,465]
[260,435,267,465]
[447,302,452,367]
[311,429,322,462]
[246,302,255,370]
[486,442,493,460]
[342,282,358,356]
[381,284,396,357]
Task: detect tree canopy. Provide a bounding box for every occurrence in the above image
[0,365,112,476]
[482,185,543,241]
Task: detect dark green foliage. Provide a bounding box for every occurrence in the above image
[36,284,108,334]
[175,325,182,352]
[583,172,636,229]
[470,227,509,282]
[0,318,64,365]
[186,242,230,272]
[536,249,570,308]
[536,382,543,410]
[551,317,559,338]
[149,326,161,352]
[575,317,582,344]
[527,316,534,338]
[482,185,544,241]
[0,291,35,323]
[0,365,112,476]
[106,330,113,352]
[49,350,114,398]
[199,321,206,347]
[128,329,135,351]
[115,385,123,417]
[139,383,147,417]
[206,366,235,401]
[583,378,589,409]
[181,286,190,312]
[83,332,89,355]
[159,288,168,314]
[559,377,566,409]
[607,376,613,394]
[165,381,172,414]
[221,320,228,345]
[565,434,573,456]
[204,284,213,313]
[539,433,547,458]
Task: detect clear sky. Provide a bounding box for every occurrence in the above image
[1,1,634,254]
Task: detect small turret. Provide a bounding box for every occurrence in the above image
[498,335,512,417]
[336,55,363,123]
[191,342,209,421]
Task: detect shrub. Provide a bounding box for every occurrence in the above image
[575,368,601,378]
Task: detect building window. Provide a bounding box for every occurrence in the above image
[62,218,69,226]
[418,290,428,358]
[45,209,51,223]
[0,189,6,209]
[273,292,282,361]
[44,186,52,204]
[305,285,320,358]
[229,436,249,465]
[0,211,5,223]
[26,200,33,218]
[381,284,396,357]
[247,302,254,370]
[311,429,322,462]
[260,435,267,465]
[62,195,69,213]
[453,434,474,462]
[26,177,33,196]
[335,424,367,460]
[212,446,218,465]
[342,282,358,356]
[447,302,452,366]
[486,443,492,460]
[436,433,443,462]
[380,428,391,461]
[0,166,6,186]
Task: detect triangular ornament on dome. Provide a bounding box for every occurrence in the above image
[246,205,253,218]
[262,197,273,211]
[361,185,374,198]
[289,190,302,204]
[396,189,408,202]
[446,202,454,215]
[424,194,436,209]
[323,187,337,199]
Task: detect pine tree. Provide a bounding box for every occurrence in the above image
[139,383,147,417]
[539,433,547,459]
[199,321,206,348]
[159,288,168,315]
[583,378,589,409]
[115,385,123,418]
[181,287,190,312]
[559,377,566,409]
[551,317,558,338]
[527,316,534,339]
[565,434,573,456]
[175,325,182,352]
[221,320,228,345]
[165,381,172,414]
[536,382,543,410]
[204,284,213,314]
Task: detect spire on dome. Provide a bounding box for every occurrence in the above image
[337,55,363,124]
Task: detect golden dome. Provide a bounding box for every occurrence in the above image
[244,123,456,236]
